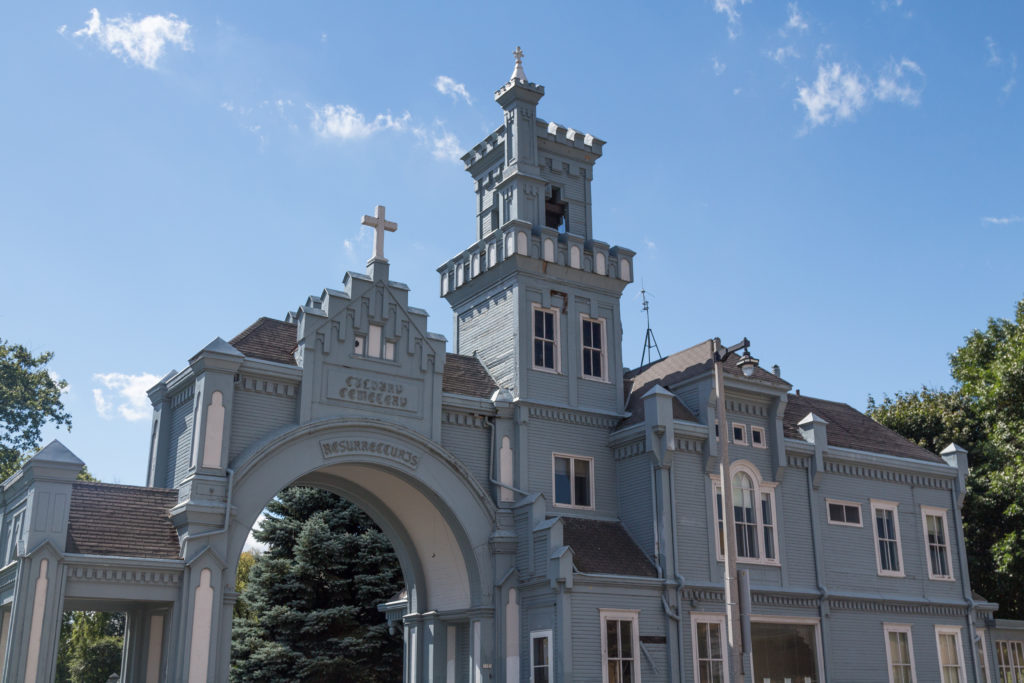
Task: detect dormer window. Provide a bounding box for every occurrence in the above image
[545,186,567,231]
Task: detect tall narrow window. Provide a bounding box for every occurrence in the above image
[581,317,605,379]
[692,615,727,683]
[712,465,779,565]
[761,492,775,560]
[935,626,966,683]
[733,472,758,559]
[553,454,593,508]
[533,307,558,371]
[922,507,953,580]
[871,501,904,577]
[601,610,640,683]
[976,636,990,683]
[883,624,917,683]
[530,630,552,683]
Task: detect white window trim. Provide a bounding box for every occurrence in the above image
[530,629,553,683]
[750,425,767,449]
[826,498,864,527]
[871,499,905,578]
[690,613,728,683]
[935,625,967,683]
[921,505,955,581]
[710,462,781,567]
[996,640,1024,682]
[579,314,609,382]
[551,453,595,510]
[976,633,991,683]
[600,609,641,683]
[883,623,918,683]
[531,304,561,374]
[731,422,747,445]
[749,616,825,683]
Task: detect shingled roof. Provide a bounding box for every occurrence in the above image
[783,393,944,464]
[228,317,499,399]
[620,339,789,427]
[560,517,658,577]
[65,482,181,559]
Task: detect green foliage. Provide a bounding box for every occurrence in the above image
[234,549,260,620]
[55,611,125,683]
[231,487,404,682]
[868,298,1024,618]
[0,340,71,480]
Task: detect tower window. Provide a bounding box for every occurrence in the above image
[553,454,593,508]
[581,316,606,380]
[533,306,559,371]
[545,187,567,231]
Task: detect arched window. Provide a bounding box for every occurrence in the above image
[712,462,779,565]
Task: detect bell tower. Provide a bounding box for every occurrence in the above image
[438,50,635,412]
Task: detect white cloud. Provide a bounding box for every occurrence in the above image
[49,371,70,395]
[92,372,160,421]
[343,226,372,260]
[245,513,269,552]
[874,58,925,106]
[70,8,191,70]
[982,216,1022,225]
[644,239,657,250]
[1004,55,1018,95]
[311,104,410,141]
[769,46,799,63]
[986,36,1002,66]
[712,58,727,76]
[432,130,462,162]
[796,63,869,127]
[435,76,472,105]
[713,0,752,38]
[784,3,808,32]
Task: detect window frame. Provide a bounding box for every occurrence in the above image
[883,623,918,683]
[749,615,825,683]
[871,499,905,578]
[2,510,24,567]
[690,613,728,683]
[996,640,1024,683]
[921,505,955,581]
[600,609,641,683]
[530,629,553,683]
[531,304,561,373]
[551,453,595,510]
[731,422,747,445]
[710,462,781,566]
[976,633,990,683]
[750,425,767,449]
[579,314,609,382]
[826,499,864,527]
[934,625,967,683]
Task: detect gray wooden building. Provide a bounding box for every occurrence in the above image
[2,53,1023,682]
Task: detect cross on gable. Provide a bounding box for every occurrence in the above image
[361,205,398,261]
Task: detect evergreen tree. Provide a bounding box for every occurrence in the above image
[868,297,1024,618]
[231,487,404,682]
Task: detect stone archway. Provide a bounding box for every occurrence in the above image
[177,417,500,683]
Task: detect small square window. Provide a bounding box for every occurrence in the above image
[553,454,593,508]
[732,423,746,445]
[751,426,767,448]
[827,500,863,527]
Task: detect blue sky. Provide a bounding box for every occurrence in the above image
[1,1,1021,486]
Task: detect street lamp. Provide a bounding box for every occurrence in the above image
[713,337,758,682]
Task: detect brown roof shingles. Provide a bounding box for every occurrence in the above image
[442,354,498,398]
[66,482,181,560]
[229,317,298,365]
[560,517,658,577]
[783,393,943,464]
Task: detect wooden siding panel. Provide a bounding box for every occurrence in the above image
[228,390,298,460]
[169,395,194,488]
[457,286,515,390]
[440,420,491,494]
[617,456,654,557]
[526,419,618,519]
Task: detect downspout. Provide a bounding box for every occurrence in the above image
[950,481,980,682]
[668,450,688,682]
[805,463,830,681]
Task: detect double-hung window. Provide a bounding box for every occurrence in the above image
[921,506,954,580]
[883,624,917,683]
[533,306,559,371]
[553,454,593,508]
[935,626,966,683]
[691,614,727,683]
[871,500,904,577]
[997,640,1024,683]
[601,609,640,683]
[712,464,779,564]
[581,316,606,380]
[530,630,552,683]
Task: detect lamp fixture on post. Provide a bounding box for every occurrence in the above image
[712,336,759,682]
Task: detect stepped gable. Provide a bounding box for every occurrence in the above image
[442,353,498,398]
[228,317,498,399]
[783,393,944,464]
[229,316,298,365]
[65,481,180,559]
[560,517,658,577]
[620,339,790,427]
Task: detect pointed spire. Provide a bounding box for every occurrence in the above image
[511,46,527,82]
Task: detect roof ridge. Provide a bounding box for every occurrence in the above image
[72,481,178,493]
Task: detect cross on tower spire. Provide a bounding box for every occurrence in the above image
[511,46,527,82]
[361,205,398,262]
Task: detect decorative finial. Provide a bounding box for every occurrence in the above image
[360,205,398,262]
[511,46,527,82]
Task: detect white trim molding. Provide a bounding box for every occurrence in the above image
[600,609,641,683]
[552,452,595,510]
[934,625,967,683]
[529,629,553,683]
[711,461,780,566]
[870,499,905,578]
[921,505,955,581]
[690,612,728,683]
[883,622,918,683]
[825,499,863,527]
[531,304,561,374]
